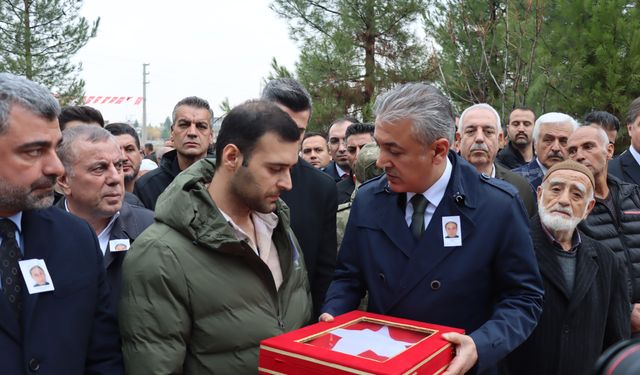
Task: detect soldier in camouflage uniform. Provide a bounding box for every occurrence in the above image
[336,143,384,249]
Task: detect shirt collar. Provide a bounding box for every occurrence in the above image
[540,221,581,252]
[490,163,496,178]
[335,163,349,178]
[629,145,640,166]
[2,212,23,234]
[407,157,452,208]
[98,212,120,238]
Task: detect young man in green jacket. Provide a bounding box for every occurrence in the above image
[119,100,312,374]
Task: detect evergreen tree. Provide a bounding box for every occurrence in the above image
[161,116,172,140]
[271,0,436,130]
[426,0,544,117]
[0,0,99,104]
[530,0,640,122]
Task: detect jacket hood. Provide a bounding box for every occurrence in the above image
[154,158,291,252]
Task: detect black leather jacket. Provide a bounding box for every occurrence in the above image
[579,175,640,302]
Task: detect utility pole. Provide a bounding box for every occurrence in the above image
[142,63,150,142]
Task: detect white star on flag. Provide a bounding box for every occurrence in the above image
[331,325,414,358]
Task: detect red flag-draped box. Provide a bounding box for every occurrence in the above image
[259,311,464,375]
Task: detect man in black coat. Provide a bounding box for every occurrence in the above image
[507,160,630,375]
[56,125,154,308]
[262,78,337,318]
[568,125,640,334]
[134,96,214,210]
[496,107,536,170]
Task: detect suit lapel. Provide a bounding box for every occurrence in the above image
[105,217,129,269]
[0,293,21,342]
[567,242,598,313]
[621,152,640,185]
[531,219,572,301]
[397,197,474,289]
[20,210,53,337]
[374,192,414,258]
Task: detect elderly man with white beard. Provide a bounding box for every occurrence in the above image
[506,160,630,375]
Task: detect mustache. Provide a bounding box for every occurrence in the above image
[546,150,563,158]
[30,176,56,191]
[549,205,572,215]
[470,143,489,152]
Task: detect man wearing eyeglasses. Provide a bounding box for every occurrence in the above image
[324,117,357,182]
[337,123,375,204]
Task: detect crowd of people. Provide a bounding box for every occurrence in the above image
[1,71,640,374]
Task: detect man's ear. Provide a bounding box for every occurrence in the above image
[584,197,596,217]
[432,138,450,164]
[221,144,243,170]
[57,174,71,196]
[606,142,615,160]
[536,185,543,202]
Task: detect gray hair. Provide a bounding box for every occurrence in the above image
[261,78,313,114]
[0,73,60,135]
[585,125,610,148]
[373,82,455,145]
[458,103,501,132]
[532,112,579,143]
[57,125,118,176]
[171,96,213,126]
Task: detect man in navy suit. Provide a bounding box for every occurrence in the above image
[0,73,123,374]
[321,83,543,375]
[610,97,640,185]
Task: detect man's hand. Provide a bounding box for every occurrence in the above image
[318,313,334,322]
[631,304,640,332]
[441,332,478,375]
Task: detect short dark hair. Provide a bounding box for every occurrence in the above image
[171,96,213,126]
[585,111,620,132]
[302,131,327,142]
[144,143,154,151]
[105,122,141,149]
[59,105,105,130]
[345,123,375,140]
[261,78,312,114]
[215,100,300,166]
[508,106,535,121]
[330,116,359,128]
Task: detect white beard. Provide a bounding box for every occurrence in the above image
[538,202,584,233]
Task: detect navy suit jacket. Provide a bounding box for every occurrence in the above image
[323,152,544,374]
[609,150,640,186]
[104,202,153,309]
[55,199,154,310]
[0,207,123,375]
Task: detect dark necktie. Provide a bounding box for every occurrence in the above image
[0,219,23,314]
[410,195,429,239]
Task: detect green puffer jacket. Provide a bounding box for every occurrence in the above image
[119,158,312,374]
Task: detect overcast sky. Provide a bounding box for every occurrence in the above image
[74,0,300,127]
